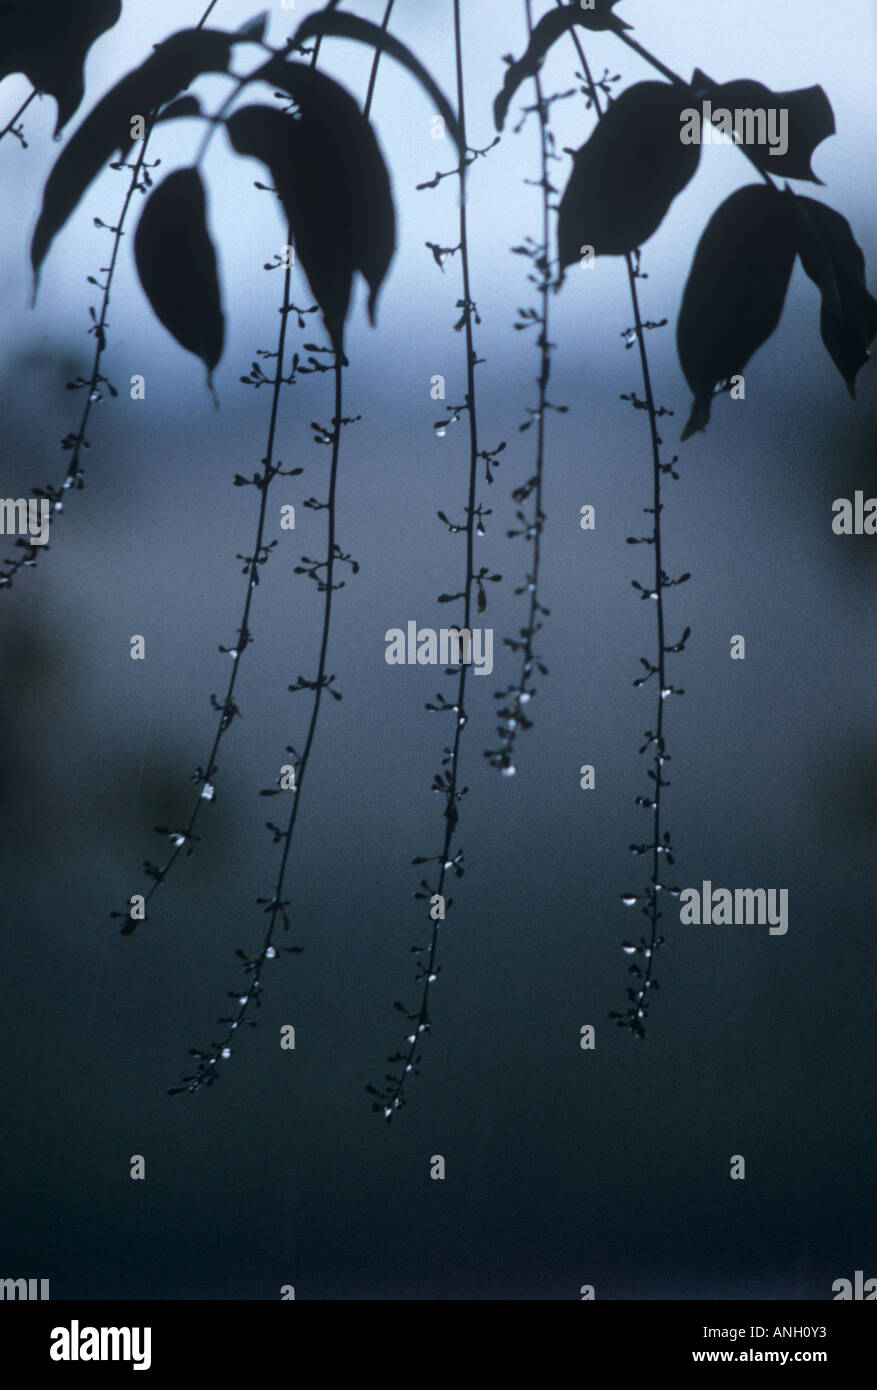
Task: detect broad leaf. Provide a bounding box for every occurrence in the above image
[690,70,834,183]
[677,185,798,439]
[227,83,395,353]
[0,0,121,136]
[291,10,463,154]
[494,1,631,131]
[31,27,235,287]
[557,82,700,271]
[134,167,224,382]
[793,196,877,397]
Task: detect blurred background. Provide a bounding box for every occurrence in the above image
[0,0,875,1299]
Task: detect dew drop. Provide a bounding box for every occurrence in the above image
[221,1047,231,1059]
[435,428,446,438]
[200,783,215,801]
[238,995,248,1006]
[265,945,277,960]
[621,896,637,907]
[622,943,637,954]
[519,691,531,704]
[502,764,517,777]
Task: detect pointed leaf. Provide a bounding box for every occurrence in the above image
[792,195,877,397]
[677,185,798,439]
[251,60,395,325]
[558,82,700,270]
[0,0,122,136]
[235,11,269,44]
[291,10,463,155]
[494,1,631,131]
[227,90,395,352]
[690,70,835,183]
[134,167,224,381]
[31,27,235,287]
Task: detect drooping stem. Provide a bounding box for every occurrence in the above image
[172,359,347,1094]
[565,22,687,1032]
[370,0,494,1121]
[172,0,393,1091]
[486,0,566,775]
[114,240,301,933]
[0,85,38,146]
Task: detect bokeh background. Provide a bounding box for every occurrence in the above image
[1,0,876,1299]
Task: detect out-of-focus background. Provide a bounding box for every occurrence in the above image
[1,0,875,1298]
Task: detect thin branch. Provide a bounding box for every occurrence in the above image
[563,20,686,1034]
[171,0,390,1091]
[486,0,567,774]
[171,360,348,1094]
[113,237,303,934]
[370,0,495,1121]
[0,85,39,146]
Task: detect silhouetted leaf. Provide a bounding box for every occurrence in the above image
[31,27,235,287]
[227,86,395,352]
[557,83,700,271]
[234,10,269,44]
[254,58,394,328]
[0,0,122,136]
[494,1,630,131]
[134,167,224,382]
[690,70,835,183]
[291,10,463,154]
[793,196,877,398]
[677,185,798,439]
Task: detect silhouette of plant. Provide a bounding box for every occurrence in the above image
[367,0,503,1122]
[5,0,876,1120]
[492,0,877,1041]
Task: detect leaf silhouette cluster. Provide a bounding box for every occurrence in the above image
[31,26,236,284]
[678,185,877,437]
[528,46,873,437]
[0,0,122,136]
[29,12,455,372]
[227,60,395,353]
